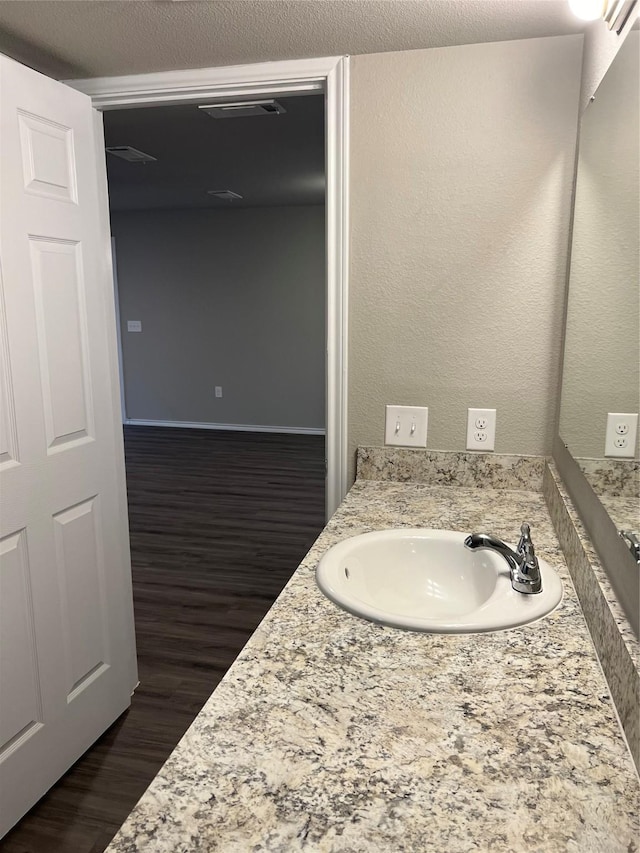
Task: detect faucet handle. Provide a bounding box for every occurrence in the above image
[517,522,531,552]
[514,522,542,593]
[517,523,537,563]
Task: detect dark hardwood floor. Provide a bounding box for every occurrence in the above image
[2,427,325,853]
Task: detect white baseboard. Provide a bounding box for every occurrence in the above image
[124,418,326,436]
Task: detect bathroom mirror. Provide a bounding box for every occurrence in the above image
[559,30,639,537]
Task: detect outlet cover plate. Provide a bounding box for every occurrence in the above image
[466,408,496,451]
[605,412,638,457]
[385,405,428,447]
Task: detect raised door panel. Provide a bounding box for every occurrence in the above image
[0,530,44,761]
[0,282,19,472]
[29,238,94,452]
[18,111,78,204]
[53,497,110,702]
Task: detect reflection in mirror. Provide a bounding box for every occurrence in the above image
[559,30,639,539]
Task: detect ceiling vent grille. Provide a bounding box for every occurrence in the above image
[198,100,286,119]
[207,190,243,201]
[106,146,157,164]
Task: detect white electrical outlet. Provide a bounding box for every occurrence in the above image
[605,413,638,458]
[467,408,496,451]
[215,386,223,398]
[127,320,142,332]
[384,405,428,447]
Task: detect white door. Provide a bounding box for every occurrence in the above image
[0,55,137,836]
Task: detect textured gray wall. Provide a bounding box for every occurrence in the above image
[348,35,583,480]
[111,206,325,430]
[560,31,639,459]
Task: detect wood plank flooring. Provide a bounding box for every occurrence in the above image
[2,427,325,853]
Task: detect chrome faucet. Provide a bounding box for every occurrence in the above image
[464,522,542,594]
[619,530,640,563]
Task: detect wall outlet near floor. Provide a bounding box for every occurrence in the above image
[466,408,496,451]
[604,412,638,457]
[384,405,428,447]
[215,386,223,398]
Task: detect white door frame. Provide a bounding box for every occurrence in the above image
[68,56,350,520]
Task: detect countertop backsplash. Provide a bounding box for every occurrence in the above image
[356,447,546,491]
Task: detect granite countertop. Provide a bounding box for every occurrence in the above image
[108,479,640,853]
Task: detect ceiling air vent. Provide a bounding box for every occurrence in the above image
[207,190,243,202]
[106,146,157,164]
[198,100,286,119]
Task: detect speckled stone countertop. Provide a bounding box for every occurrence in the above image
[108,480,639,852]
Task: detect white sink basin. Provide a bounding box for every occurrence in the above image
[316,528,563,633]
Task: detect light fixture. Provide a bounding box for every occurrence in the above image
[106,146,157,164]
[207,190,243,201]
[604,0,638,31]
[198,100,286,119]
[568,0,608,21]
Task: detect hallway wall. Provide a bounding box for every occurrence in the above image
[111,205,326,431]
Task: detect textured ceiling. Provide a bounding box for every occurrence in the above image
[104,95,325,211]
[0,1,584,81]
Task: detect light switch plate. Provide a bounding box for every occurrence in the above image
[127,320,142,332]
[466,408,496,451]
[384,405,428,447]
[604,412,638,457]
